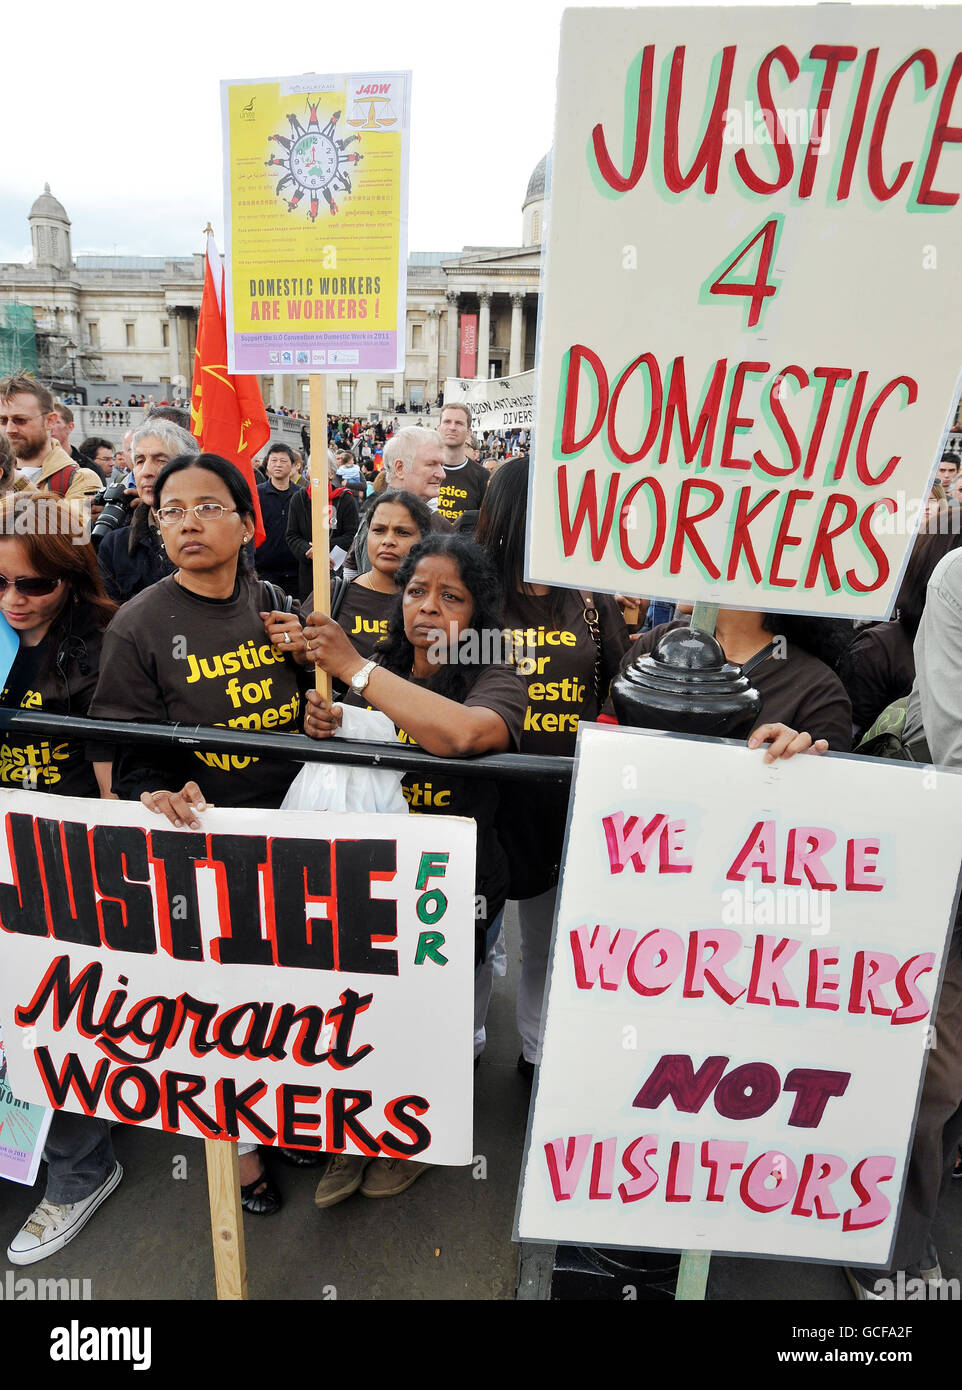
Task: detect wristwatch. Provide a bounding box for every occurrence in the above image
[350,659,377,695]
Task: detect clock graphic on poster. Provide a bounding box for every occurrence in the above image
[265,99,361,221]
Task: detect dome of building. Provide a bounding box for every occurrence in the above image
[29,184,70,224]
[523,155,548,209]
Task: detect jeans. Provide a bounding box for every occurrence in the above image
[473,910,505,1058]
[516,886,559,1065]
[44,1112,116,1204]
[888,945,962,1271]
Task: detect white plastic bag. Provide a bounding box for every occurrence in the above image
[281,703,409,815]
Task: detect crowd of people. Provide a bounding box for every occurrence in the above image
[1,370,962,1299]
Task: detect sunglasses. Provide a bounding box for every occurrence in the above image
[0,575,63,596]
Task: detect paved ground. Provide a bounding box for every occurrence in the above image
[3,905,961,1302]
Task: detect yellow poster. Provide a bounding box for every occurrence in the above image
[221,71,410,375]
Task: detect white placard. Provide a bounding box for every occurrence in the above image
[516,726,962,1264]
[444,372,535,433]
[0,794,475,1165]
[528,8,962,619]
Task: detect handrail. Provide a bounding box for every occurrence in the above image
[0,709,574,784]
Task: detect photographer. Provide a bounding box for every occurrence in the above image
[96,420,198,603]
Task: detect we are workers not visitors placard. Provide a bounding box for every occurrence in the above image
[516,728,962,1265]
[222,70,410,375]
[527,8,962,619]
[0,795,475,1165]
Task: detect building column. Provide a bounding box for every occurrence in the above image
[477,291,491,380]
[272,374,284,413]
[509,293,524,377]
[445,291,459,382]
[426,307,440,403]
[172,308,192,384]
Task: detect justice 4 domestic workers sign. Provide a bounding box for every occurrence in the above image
[222,70,411,376]
[527,7,962,619]
[0,795,475,1165]
[516,727,962,1264]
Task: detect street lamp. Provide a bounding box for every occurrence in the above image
[65,343,78,398]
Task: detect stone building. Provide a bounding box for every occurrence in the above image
[0,185,203,397]
[0,160,548,417]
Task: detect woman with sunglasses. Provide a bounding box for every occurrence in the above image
[89,452,312,1215]
[0,493,116,795]
[1,494,125,1268]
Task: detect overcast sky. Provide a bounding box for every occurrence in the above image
[0,0,573,263]
[0,0,857,265]
[4,0,917,267]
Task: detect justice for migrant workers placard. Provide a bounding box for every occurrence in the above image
[516,727,962,1265]
[527,7,962,619]
[0,794,474,1165]
[222,70,410,376]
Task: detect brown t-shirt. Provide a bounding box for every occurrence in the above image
[336,582,397,660]
[438,459,489,525]
[620,621,853,752]
[504,588,630,758]
[497,588,630,895]
[90,573,306,807]
[0,627,109,796]
[342,660,527,957]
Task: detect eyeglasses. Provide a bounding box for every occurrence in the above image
[0,414,44,428]
[155,504,238,526]
[0,575,62,596]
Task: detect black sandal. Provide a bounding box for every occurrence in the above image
[274,1146,326,1168]
[240,1163,282,1215]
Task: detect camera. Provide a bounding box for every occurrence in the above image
[90,474,132,546]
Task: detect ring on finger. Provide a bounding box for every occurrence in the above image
[284,631,291,644]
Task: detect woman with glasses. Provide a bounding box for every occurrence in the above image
[473,458,631,1082]
[89,451,312,1216]
[1,494,124,1267]
[301,534,527,1206]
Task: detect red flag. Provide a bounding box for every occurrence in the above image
[190,234,270,544]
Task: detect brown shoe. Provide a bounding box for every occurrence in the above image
[313,1154,371,1208]
[360,1157,433,1198]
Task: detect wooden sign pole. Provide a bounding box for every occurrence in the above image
[309,374,333,700]
[673,596,720,1302]
[201,374,331,1302]
[205,1140,248,1299]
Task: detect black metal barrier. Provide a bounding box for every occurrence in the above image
[0,709,574,786]
[0,706,617,1299]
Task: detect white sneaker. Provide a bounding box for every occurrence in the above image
[7,1161,123,1266]
[845,1266,891,1300]
[918,1240,943,1285]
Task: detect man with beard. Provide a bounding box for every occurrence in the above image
[0,376,101,501]
[437,402,489,525]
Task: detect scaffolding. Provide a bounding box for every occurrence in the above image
[0,303,38,376]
